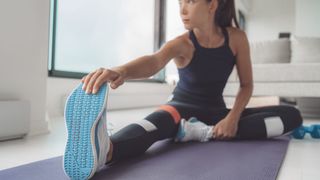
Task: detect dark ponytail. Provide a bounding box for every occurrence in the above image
[207,0,239,28]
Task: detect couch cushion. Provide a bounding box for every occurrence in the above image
[291,36,320,63]
[228,63,320,82]
[250,39,290,64]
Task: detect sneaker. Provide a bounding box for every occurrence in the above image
[175,117,213,143]
[95,108,111,171]
[63,83,110,180]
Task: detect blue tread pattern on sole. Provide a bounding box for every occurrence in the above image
[63,83,108,180]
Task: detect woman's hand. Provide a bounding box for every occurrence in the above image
[81,67,125,94]
[213,117,239,140]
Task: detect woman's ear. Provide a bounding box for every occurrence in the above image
[208,0,218,14]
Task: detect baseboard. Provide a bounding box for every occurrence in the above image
[296,97,320,119]
[0,101,30,141]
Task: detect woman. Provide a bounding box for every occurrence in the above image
[67,0,303,179]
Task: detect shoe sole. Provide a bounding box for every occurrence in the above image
[63,83,109,180]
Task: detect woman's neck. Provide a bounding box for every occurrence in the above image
[193,25,224,48]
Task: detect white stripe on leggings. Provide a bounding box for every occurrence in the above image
[134,119,157,132]
[264,116,284,138]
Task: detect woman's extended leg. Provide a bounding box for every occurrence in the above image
[108,105,180,162]
[107,101,214,163]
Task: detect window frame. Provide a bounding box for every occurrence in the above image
[48,0,167,83]
[238,10,246,31]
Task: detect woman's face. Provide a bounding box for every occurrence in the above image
[178,0,217,30]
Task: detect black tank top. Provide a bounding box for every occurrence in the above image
[173,28,236,108]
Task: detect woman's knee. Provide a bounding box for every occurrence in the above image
[279,105,303,129]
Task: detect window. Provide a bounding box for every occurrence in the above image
[165,0,185,84]
[238,10,246,31]
[49,0,165,81]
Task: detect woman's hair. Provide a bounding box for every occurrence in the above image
[207,0,239,28]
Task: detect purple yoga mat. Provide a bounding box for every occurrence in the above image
[0,136,290,180]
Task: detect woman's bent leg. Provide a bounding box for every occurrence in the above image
[235,105,303,139]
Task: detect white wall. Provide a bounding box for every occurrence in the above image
[245,0,295,42]
[236,0,252,15]
[244,0,320,42]
[0,0,50,136]
[295,0,320,37]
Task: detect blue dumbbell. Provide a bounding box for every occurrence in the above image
[291,125,320,139]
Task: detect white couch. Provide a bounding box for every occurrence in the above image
[224,36,320,118]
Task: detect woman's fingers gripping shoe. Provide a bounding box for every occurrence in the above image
[82,68,123,94]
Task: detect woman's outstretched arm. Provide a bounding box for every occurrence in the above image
[82,35,191,94]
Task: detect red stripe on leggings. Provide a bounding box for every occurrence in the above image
[156,105,181,124]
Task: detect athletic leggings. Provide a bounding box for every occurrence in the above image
[109,92,303,163]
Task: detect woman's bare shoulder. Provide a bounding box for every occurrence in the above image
[170,31,194,50]
[226,27,249,56]
[226,27,248,43]
[168,31,195,68]
[161,31,195,60]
